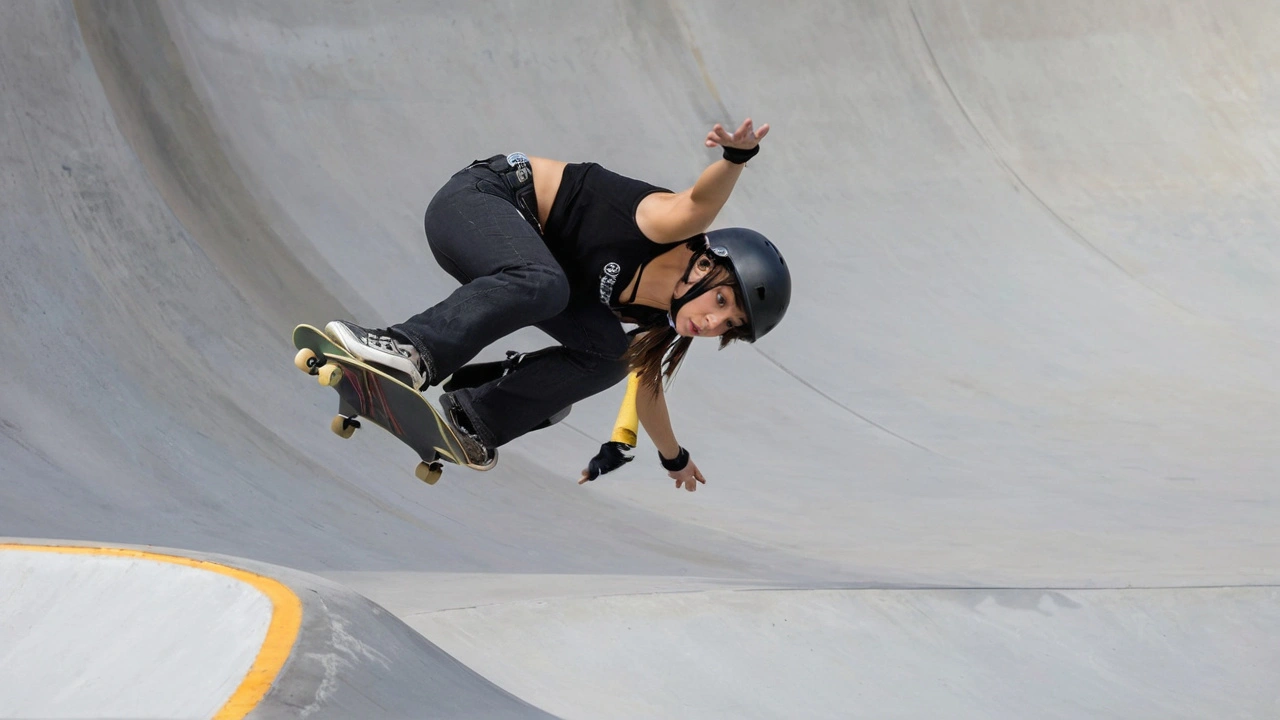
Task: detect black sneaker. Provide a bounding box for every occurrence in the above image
[325,320,427,390]
[439,393,498,470]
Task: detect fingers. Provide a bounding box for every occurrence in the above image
[706,119,768,148]
[670,465,706,492]
[706,123,728,147]
[708,121,746,147]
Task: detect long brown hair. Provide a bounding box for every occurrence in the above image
[625,240,751,396]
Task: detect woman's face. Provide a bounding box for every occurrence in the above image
[673,261,748,339]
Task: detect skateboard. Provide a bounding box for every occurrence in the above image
[291,324,476,484]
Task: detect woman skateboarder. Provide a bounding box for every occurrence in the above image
[326,118,790,491]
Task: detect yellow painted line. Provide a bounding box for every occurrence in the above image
[0,543,303,720]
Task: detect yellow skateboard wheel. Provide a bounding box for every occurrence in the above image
[294,348,319,373]
[317,363,343,387]
[330,415,357,439]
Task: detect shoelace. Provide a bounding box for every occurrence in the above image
[366,331,410,358]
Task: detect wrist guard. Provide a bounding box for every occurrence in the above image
[722,145,760,164]
[659,446,691,472]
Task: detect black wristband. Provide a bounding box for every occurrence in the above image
[659,446,690,472]
[722,145,760,164]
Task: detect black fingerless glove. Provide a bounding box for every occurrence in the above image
[659,446,691,472]
[722,145,760,164]
[582,441,635,482]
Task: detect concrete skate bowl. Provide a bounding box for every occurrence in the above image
[1,0,1278,717]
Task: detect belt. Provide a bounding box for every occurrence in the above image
[470,152,542,235]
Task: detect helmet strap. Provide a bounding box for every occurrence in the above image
[667,249,719,325]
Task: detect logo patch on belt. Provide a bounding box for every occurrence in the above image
[507,152,531,183]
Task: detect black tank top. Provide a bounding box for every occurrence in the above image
[544,163,684,327]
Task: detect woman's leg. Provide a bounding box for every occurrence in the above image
[388,168,570,385]
[446,299,631,448]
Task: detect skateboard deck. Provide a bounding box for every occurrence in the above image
[291,324,474,484]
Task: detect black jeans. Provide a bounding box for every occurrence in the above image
[391,159,631,448]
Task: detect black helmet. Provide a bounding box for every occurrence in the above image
[705,228,791,342]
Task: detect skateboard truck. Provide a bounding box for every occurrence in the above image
[294,347,343,387]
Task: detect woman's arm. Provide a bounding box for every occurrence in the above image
[636,118,769,244]
[636,379,681,460]
[636,380,706,492]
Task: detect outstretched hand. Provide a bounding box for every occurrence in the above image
[669,458,706,492]
[579,441,634,484]
[705,118,769,150]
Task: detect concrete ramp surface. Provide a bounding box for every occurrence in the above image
[410,587,1280,719]
[2,0,1278,717]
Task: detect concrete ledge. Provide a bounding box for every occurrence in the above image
[0,542,295,720]
[0,540,557,719]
